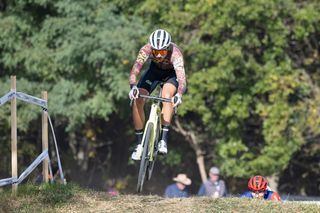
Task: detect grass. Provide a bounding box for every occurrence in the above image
[0,184,319,213]
[0,183,80,213]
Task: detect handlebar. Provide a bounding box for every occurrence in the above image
[129,86,178,113]
[138,94,172,103]
[129,95,176,113]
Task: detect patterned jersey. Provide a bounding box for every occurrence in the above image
[129,43,187,95]
[240,190,281,201]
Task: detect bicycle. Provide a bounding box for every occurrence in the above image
[133,85,172,193]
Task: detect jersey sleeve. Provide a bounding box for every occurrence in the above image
[171,47,187,95]
[197,183,206,196]
[163,185,171,198]
[240,191,253,198]
[129,44,151,86]
[219,180,227,196]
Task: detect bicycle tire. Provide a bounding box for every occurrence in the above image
[147,119,160,181]
[147,145,157,181]
[136,123,153,192]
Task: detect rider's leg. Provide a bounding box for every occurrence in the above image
[132,64,157,131]
[158,83,177,154]
[132,88,149,131]
[131,63,162,159]
[161,83,176,125]
[131,88,149,160]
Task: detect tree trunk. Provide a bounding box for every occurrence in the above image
[173,118,207,183]
[267,174,278,191]
[196,153,207,183]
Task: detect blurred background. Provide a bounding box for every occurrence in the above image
[0,0,319,198]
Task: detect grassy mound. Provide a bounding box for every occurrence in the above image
[0,184,319,213]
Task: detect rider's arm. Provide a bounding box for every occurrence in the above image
[240,191,253,198]
[171,47,187,96]
[163,185,172,198]
[129,44,151,87]
[270,191,281,201]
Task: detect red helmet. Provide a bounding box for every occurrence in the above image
[248,175,268,191]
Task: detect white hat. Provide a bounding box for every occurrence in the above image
[173,174,192,185]
[209,167,220,175]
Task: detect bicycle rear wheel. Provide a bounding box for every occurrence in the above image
[136,123,153,192]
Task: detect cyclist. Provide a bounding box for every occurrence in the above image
[240,175,281,201]
[128,29,187,160]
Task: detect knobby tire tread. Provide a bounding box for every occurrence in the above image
[147,120,160,181]
[136,123,153,192]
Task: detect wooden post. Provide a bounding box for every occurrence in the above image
[42,91,49,183]
[11,76,17,194]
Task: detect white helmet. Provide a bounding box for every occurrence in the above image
[149,29,171,50]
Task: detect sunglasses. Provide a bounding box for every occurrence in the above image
[152,49,168,56]
[251,190,266,194]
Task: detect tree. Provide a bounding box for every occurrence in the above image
[174,0,320,181]
[0,0,147,183]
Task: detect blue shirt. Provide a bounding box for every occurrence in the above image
[164,183,189,198]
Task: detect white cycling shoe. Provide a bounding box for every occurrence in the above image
[131,144,143,161]
[158,140,167,154]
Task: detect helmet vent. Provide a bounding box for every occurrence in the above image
[149,29,171,50]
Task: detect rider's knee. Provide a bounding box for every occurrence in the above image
[161,92,173,99]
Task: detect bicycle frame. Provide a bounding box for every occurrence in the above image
[139,90,171,156]
[135,89,172,192]
[139,93,172,162]
[141,101,161,162]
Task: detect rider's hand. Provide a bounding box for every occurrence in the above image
[129,85,139,100]
[172,93,182,107]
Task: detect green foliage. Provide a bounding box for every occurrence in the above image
[180,0,320,177]
[0,0,147,130]
[159,149,182,167]
[0,0,147,192]
[18,183,78,205]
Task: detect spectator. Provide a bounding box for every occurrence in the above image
[34,165,68,185]
[164,173,192,198]
[34,166,59,184]
[240,175,281,201]
[106,178,119,197]
[197,167,227,197]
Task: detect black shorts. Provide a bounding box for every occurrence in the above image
[137,62,178,93]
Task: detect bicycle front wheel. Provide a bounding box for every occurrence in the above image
[136,123,153,192]
[147,119,160,181]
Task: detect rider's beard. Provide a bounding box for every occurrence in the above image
[155,53,167,60]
